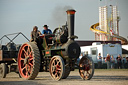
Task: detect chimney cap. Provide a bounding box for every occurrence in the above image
[66,9,76,14]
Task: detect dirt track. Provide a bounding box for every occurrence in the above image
[0,69,128,85]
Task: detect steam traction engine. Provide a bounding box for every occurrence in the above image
[18,9,94,80]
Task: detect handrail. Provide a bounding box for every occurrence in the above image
[0,32,29,45]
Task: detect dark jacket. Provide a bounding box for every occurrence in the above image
[116,57,122,62]
[31,30,40,41]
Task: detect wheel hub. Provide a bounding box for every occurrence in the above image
[24,56,29,64]
[84,64,90,71]
[53,66,56,71]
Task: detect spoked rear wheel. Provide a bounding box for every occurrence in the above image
[79,56,94,80]
[0,63,7,78]
[49,56,65,81]
[18,42,40,80]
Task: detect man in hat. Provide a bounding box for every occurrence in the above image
[42,25,52,35]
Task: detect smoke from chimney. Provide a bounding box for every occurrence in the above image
[51,5,73,26]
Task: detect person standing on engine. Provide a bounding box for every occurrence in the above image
[30,26,41,42]
[42,25,52,35]
[97,53,102,69]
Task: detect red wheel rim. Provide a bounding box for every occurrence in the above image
[50,57,62,80]
[18,43,33,79]
[79,57,92,80]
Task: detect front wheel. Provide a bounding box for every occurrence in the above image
[49,56,65,81]
[62,65,70,79]
[79,56,94,80]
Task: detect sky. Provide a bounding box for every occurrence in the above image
[0,0,128,44]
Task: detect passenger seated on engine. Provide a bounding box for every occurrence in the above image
[30,26,42,42]
[42,25,52,35]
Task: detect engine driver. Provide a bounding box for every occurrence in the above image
[42,25,52,35]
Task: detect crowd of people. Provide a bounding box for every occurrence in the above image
[77,52,128,69]
[97,53,128,69]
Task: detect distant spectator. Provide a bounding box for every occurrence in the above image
[79,53,83,59]
[77,53,83,65]
[106,54,111,69]
[84,51,88,56]
[126,56,128,68]
[122,57,126,69]
[97,53,102,69]
[116,54,122,69]
[110,55,115,69]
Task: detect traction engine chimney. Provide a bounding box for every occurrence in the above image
[66,9,76,40]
